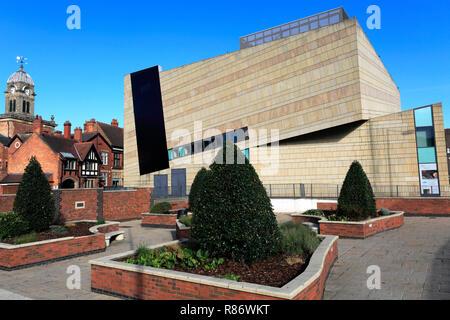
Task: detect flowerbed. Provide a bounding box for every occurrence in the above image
[176,219,191,240]
[0,220,118,271]
[292,211,404,239]
[90,235,338,300]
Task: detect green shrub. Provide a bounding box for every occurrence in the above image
[50,225,68,236]
[150,202,172,214]
[96,217,106,225]
[191,142,281,265]
[13,157,55,232]
[13,232,38,245]
[0,212,29,240]
[126,246,224,271]
[279,222,321,256]
[379,208,391,216]
[188,168,210,214]
[337,161,377,221]
[303,209,324,216]
[179,215,192,227]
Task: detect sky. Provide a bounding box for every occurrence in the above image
[0,0,449,131]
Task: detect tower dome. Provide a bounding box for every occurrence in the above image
[7,68,34,86]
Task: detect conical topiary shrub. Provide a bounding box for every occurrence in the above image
[13,156,55,232]
[191,142,281,264]
[188,167,210,214]
[337,160,377,221]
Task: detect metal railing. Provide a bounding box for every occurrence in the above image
[149,183,450,200]
[239,7,349,49]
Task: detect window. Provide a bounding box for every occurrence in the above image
[101,172,108,186]
[416,127,435,148]
[65,160,76,170]
[244,149,250,160]
[84,179,95,188]
[22,101,26,112]
[13,100,16,112]
[26,102,30,113]
[75,201,85,209]
[9,101,12,112]
[101,151,108,166]
[113,153,121,168]
[113,179,120,187]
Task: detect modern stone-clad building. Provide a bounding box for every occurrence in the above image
[124,8,449,197]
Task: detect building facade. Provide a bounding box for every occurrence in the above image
[122,8,449,197]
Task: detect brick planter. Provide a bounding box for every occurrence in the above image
[0,221,118,271]
[89,236,338,300]
[175,220,191,240]
[142,213,177,228]
[292,212,404,239]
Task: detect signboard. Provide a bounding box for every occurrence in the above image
[419,163,439,195]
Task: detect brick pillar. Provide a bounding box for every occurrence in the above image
[52,190,62,223]
[97,188,103,221]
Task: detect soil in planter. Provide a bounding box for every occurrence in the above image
[1,222,96,244]
[321,210,380,222]
[174,253,311,288]
[124,248,311,288]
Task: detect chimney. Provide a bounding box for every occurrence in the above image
[111,119,119,127]
[54,130,62,137]
[64,121,72,139]
[74,127,83,141]
[84,118,96,133]
[33,115,43,135]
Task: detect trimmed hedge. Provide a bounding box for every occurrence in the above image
[0,212,29,240]
[13,156,55,232]
[191,142,281,265]
[150,202,173,214]
[337,161,377,221]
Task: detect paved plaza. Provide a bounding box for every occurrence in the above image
[0,216,449,300]
[324,216,450,300]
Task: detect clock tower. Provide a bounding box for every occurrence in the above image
[4,58,35,116]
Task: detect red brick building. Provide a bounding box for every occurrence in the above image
[2,116,102,191]
[82,119,124,187]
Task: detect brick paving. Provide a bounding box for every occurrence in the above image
[324,216,450,300]
[0,220,175,300]
[1,216,449,300]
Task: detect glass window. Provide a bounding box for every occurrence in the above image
[27,102,30,113]
[418,147,437,164]
[414,106,433,127]
[101,151,108,165]
[114,153,120,167]
[416,127,435,148]
[244,149,250,160]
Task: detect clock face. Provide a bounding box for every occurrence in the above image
[10,87,16,94]
[25,89,30,96]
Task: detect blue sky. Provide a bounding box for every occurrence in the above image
[1,0,449,131]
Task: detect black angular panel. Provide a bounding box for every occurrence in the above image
[130,66,169,175]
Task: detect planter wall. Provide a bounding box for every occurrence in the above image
[317,198,450,216]
[89,236,338,300]
[175,220,191,240]
[0,221,119,271]
[292,212,404,239]
[142,213,177,228]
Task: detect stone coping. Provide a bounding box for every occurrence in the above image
[291,212,404,224]
[89,235,338,300]
[0,220,116,249]
[175,220,191,231]
[88,221,120,234]
[142,212,178,217]
[319,211,404,225]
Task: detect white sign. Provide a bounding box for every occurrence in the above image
[419,163,439,195]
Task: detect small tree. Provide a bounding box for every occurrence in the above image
[337,161,377,220]
[191,142,281,264]
[14,156,55,232]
